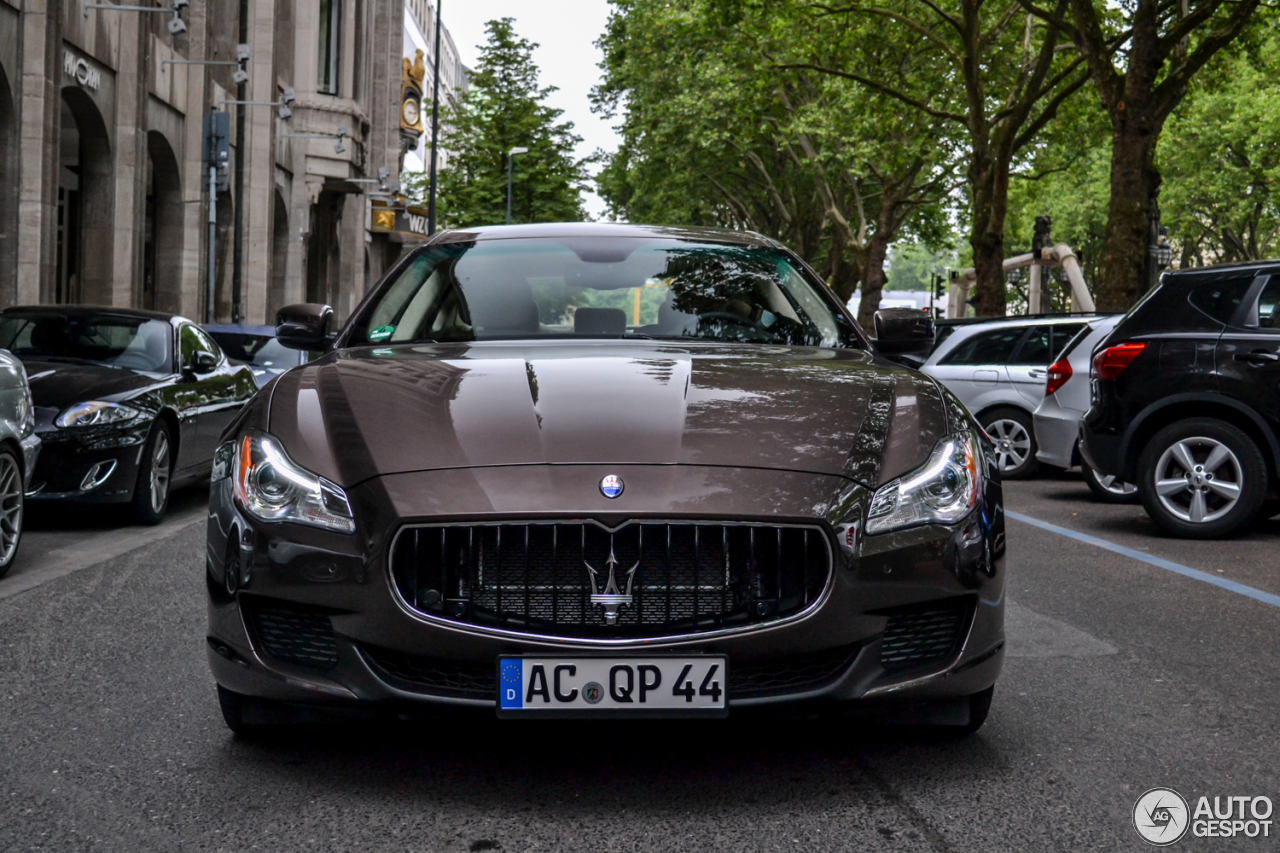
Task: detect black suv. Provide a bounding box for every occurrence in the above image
[1081,260,1280,537]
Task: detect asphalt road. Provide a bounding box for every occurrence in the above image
[1,473,1277,852]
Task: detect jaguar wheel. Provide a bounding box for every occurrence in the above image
[1137,418,1266,539]
[132,421,172,525]
[1081,459,1139,504]
[0,447,23,579]
[980,408,1039,479]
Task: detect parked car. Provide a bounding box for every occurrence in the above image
[921,316,1096,478]
[0,349,40,579]
[207,223,1006,736]
[204,324,310,387]
[0,307,259,524]
[1032,315,1137,502]
[1082,260,1280,538]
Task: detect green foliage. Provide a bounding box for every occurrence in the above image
[1160,18,1280,265]
[885,242,959,292]
[409,19,591,227]
[593,0,959,322]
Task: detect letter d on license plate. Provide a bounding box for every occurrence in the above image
[496,656,728,718]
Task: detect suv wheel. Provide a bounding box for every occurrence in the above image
[980,408,1039,479]
[1138,418,1266,538]
[1081,459,1139,504]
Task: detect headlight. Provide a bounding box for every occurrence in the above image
[55,401,141,428]
[229,431,355,534]
[16,388,34,438]
[866,432,980,535]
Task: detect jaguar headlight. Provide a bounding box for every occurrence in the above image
[866,432,980,535]
[55,401,141,428]
[227,431,355,534]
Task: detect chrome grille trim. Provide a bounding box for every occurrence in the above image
[386,519,835,646]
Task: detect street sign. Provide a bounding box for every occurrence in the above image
[201,110,230,193]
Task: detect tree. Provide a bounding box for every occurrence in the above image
[791,0,1091,316]
[417,18,590,227]
[1019,0,1263,308]
[594,0,958,328]
[1159,18,1280,266]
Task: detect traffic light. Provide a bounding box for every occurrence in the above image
[201,109,230,193]
[400,49,426,134]
[932,272,945,301]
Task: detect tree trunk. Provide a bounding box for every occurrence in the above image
[1095,117,1159,310]
[857,200,898,331]
[968,157,1009,317]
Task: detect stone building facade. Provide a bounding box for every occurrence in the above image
[0,0,409,325]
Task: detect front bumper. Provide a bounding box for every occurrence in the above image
[206,465,1006,715]
[1032,395,1082,469]
[26,422,148,502]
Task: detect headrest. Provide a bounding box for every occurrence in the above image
[574,307,626,336]
[465,279,541,335]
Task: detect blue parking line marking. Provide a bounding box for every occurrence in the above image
[1006,511,1280,610]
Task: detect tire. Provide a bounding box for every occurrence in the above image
[1081,459,1140,504]
[217,684,265,738]
[0,447,23,580]
[980,408,1040,479]
[1137,418,1266,539]
[132,421,173,525]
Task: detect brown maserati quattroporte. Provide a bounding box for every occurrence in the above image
[206,223,1006,734]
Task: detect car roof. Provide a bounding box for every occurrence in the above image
[1162,259,1280,282]
[1,304,182,323]
[425,221,781,250]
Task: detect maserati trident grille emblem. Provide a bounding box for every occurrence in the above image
[584,540,639,625]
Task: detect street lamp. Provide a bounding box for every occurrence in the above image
[507,146,528,224]
[1152,227,1174,270]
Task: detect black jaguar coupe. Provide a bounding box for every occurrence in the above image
[0,307,258,523]
[206,223,1006,734]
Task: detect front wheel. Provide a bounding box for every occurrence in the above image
[1081,459,1139,504]
[980,408,1040,479]
[1137,418,1266,539]
[132,422,172,525]
[0,447,24,579]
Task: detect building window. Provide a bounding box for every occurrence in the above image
[318,0,341,95]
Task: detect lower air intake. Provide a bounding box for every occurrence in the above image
[243,598,339,670]
[879,598,973,673]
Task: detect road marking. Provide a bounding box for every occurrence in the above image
[1007,510,1280,609]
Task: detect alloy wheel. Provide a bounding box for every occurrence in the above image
[1153,436,1243,524]
[0,452,21,566]
[987,418,1031,473]
[150,431,171,515]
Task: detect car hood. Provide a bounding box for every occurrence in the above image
[20,358,167,412]
[267,341,955,490]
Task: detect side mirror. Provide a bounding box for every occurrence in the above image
[276,303,334,351]
[189,350,218,374]
[873,308,936,362]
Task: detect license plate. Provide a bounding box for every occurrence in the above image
[496,656,728,717]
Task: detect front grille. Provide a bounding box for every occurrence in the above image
[359,645,495,699]
[879,599,972,673]
[243,598,339,670]
[728,645,860,698]
[389,521,831,640]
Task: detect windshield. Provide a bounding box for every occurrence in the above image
[349,238,853,348]
[209,332,295,370]
[0,313,173,373]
